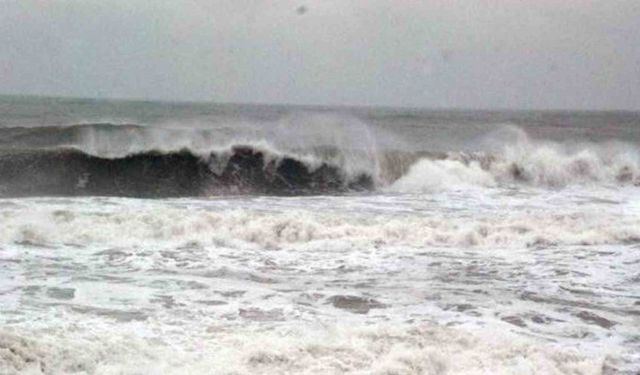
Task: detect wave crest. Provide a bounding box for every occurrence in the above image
[0,145,374,197]
[1,123,639,196]
[391,139,640,192]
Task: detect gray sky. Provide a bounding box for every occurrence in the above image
[1,0,639,110]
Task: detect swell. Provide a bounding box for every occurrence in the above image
[0,146,374,197]
[0,123,133,149]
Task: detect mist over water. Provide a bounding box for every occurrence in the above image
[0,97,639,374]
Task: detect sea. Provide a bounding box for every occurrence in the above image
[0,95,639,374]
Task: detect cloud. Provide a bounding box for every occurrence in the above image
[0,0,638,109]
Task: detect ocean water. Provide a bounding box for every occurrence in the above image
[0,96,639,374]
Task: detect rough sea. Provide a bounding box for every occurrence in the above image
[0,95,639,374]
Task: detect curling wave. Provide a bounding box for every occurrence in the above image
[0,123,639,197]
[0,146,374,197]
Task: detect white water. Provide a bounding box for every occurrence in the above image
[391,137,640,191]
[1,184,639,374]
[0,323,608,375]
[1,192,640,249]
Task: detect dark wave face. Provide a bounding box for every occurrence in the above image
[0,146,374,197]
[1,117,639,198]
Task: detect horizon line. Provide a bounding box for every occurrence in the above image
[1,92,638,114]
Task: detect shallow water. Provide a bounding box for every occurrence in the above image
[1,186,639,374]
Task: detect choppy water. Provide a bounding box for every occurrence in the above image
[0,96,639,374]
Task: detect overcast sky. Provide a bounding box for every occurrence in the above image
[1,0,639,109]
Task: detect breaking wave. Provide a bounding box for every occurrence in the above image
[0,123,638,197]
[390,138,640,192]
[0,146,374,197]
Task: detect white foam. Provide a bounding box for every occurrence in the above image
[390,159,496,192]
[1,197,638,249]
[0,322,608,375]
[390,132,640,192]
